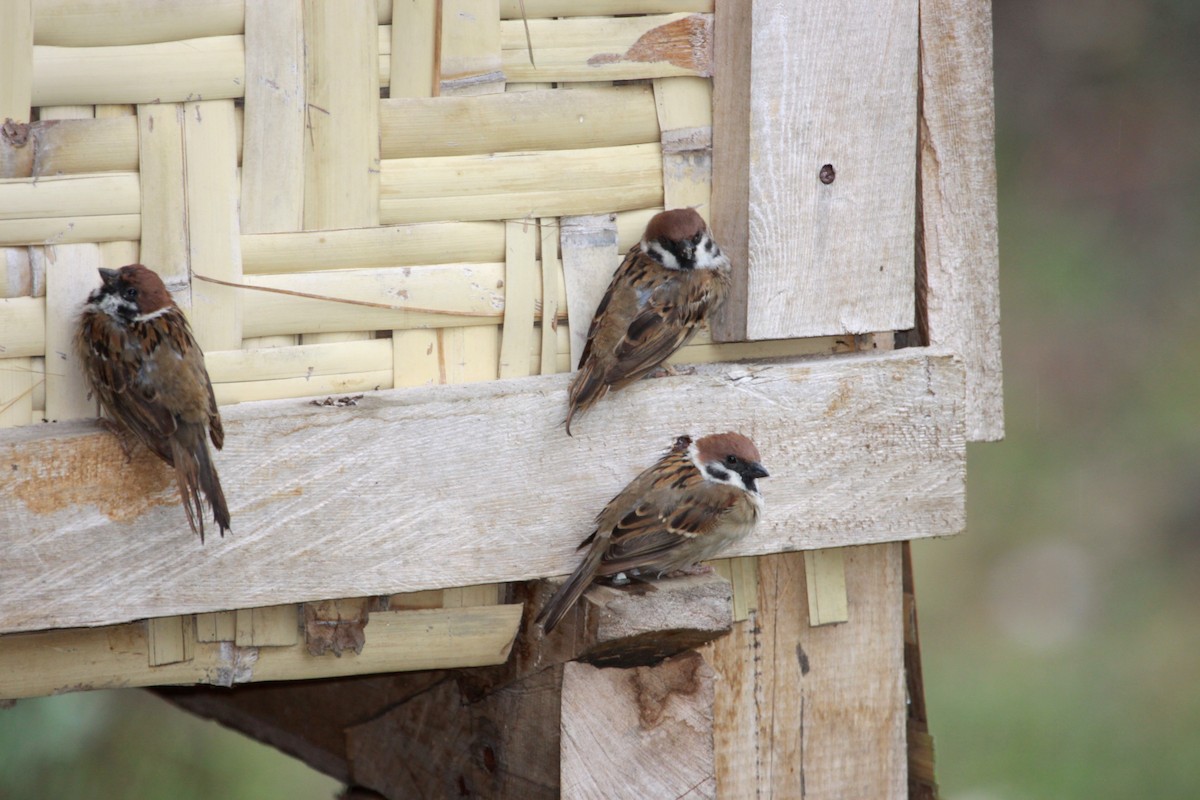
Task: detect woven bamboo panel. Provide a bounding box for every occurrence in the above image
[0,0,786,427]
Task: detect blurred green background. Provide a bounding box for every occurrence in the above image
[3,2,1199,797]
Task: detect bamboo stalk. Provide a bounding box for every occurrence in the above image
[439,0,505,96]
[653,76,713,213]
[206,339,392,384]
[0,215,140,247]
[137,104,189,284]
[389,0,437,98]
[241,222,506,274]
[42,244,101,421]
[214,371,394,406]
[33,0,245,47]
[498,220,538,379]
[33,36,245,106]
[498,0,711,17]
[0,172,138,220]
[0,1,33,124]
[539,217,561,374]
[235,605,299,647]
[147,616,194,666]
[380,85,659,158]
[195,611,235,642]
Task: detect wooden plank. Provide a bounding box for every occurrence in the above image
[183,100,242,350]
[704,546,907,797]
[147,615,194,666]
[302,0,379,230]
[804,547,849,626]
[439,0,504,96]
[500,13,713,83]
[389,0,437,98]
[33,0,245,47]
[0,0,33,124]
[241,222,506,274]
[378,143,664,224]
[713,0,918,341]
[32,36,245,106]
[0,606,523,699]
[561,653,716,798]
[498,220,537,379]
[0,348,964,633]
[919,0,1004,442]
[559,213,619,370]
[380,85,659,158]
[235,605,299,647]
[240,0,305,234]
[137,104,188,283]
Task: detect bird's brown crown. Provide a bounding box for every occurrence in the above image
[102,264,176,314]
[642,208,707,243]
[695,432,761,465]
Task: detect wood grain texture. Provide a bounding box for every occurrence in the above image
[704,546,907,798]
[561,652,717,799]
[42,244,100,422]
[560,213,619,370]
[804,546,849,626]
[0,348,963,633]
[715,0,918,340]
[919,0,1003,441]
[33,0,245,47]
[240,0,305,234]
[0,606,521,699]
[439,0,505,96]
[389,0,437,98]
[0,0,33,124]
[137,104,188,283]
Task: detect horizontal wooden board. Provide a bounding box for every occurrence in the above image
[32,36,245,106]
[0,348,964,633]
[0,605,523,699]
[380,85,659,158]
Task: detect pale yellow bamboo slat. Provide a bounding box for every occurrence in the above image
[0,216,140,248]
[33,0,245,47]
[0,248,34,426]
[137,104,188,284]
[441,585,503,608]
[709,556,758,622]
[215,370,393,405]
[0,1,33,124]
[1,117,138,178]
[653,76,713,214]
[0,173,138,221]
[206,339,392,385]
[147,615,194,666]
[0,605,522,699]
[498,220,537,379]
[439,0,505,96]
[235,605,299,647]
[391,329,441,390]
[804,548,850,626]
[195,610,236,642]
[303,0,379,230]
[539,217,561,374]
[33,37,245,107]
[240,0,305,234]
[42,244,100,422]
[614,207,661,252]
[241,223,506,275]
[389,0,437,98]
[498,0,711,17]
[560,214,619,369]
[184,99,242,350]
[500,14,713,83]
[437,325,501,385]
[380,85,659,158]
[0,359,33,428]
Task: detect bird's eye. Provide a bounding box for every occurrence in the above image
[122,286,138,302]
[705,240,715,253]
[725,454,738,466]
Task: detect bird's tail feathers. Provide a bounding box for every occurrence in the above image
[172,426,230,543]
[536,544,605,634]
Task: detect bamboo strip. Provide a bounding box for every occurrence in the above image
[195,611,235,642]
[498,220,538,379]
[240,0,305,234]
[441,585,503,607]
[0,1,33,124]
[241,223,506,274]
[804,548,850,626]
[30,356,45,412]
[708,557,758,622]
[0,172,138,220]
[615,207,662,251]
[500,14,713,83]
[498,0,711,17]
[147,615,194,666]
[137,104,189,284]
[206,339,392,385]
[1,248,36,296]
[0,359,33,428]
[94,103,135,119]
[392,330,441,389]
[438,325,501,384]
[0,216,140,248]
[42,244,100,421]
[389,0,437,98]
[303,0,380,230]
[38,105,93,120]
[235,605,299,647]
[1,117,136,178]
[560,214,619,369]
[539,217,561,374]
[32,37,245,107]
[380,186,663,226]
[653,76,713,213]
[0,605,523,699]
[439,0,505,96]
[380,85,659,158]
[33,0,245,47]
[214,371,393,405]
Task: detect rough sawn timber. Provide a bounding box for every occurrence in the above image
[0,348,965,634]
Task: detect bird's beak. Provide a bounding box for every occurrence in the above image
[746,462,769,480]
[98,268,119,288]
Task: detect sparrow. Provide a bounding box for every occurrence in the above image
[75,264,230,541]
[565,208,730,434]
[536,431,768,633]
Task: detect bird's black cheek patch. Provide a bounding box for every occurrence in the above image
[706,465,730,482]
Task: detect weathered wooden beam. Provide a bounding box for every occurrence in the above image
[712,0,919,341]
[0,348,964,634]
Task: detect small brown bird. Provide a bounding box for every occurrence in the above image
[76,264,230,541]
[566,208,730,434]
[536,432,768,633]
